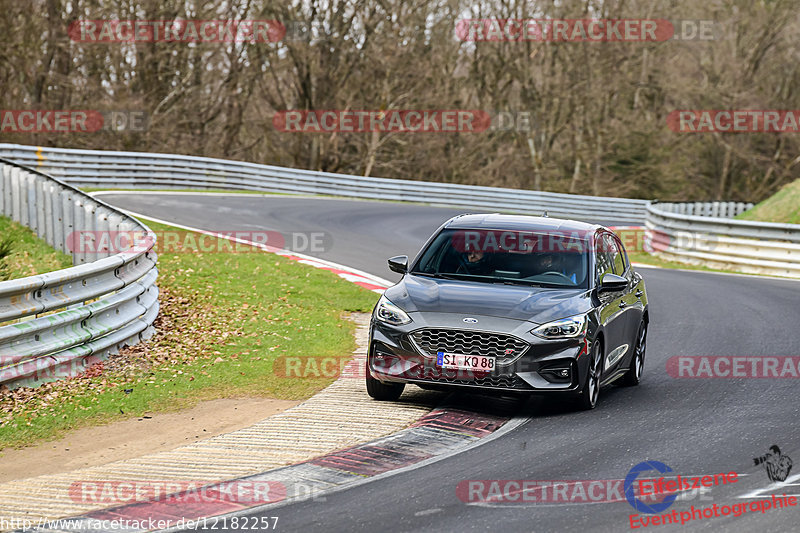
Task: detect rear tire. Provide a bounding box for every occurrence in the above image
[622,322,647,387]
[366,363,405,401]
[576,339,602,410]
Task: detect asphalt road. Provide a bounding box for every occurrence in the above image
[100,193,800,533]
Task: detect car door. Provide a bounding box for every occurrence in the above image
[614,234,646,353]
[606,234,638,372]
[614,235,647,352]
[595,233,628,378]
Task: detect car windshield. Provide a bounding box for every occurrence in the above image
[411,228,590,289]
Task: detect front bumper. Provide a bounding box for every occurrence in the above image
[368,312,590,394]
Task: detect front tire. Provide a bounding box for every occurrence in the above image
[622,322,647,387]
[366,363,405,401]
[576,339,602,410]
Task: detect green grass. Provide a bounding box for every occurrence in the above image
[0,218,380,449]
[736,179,800,224]
[627,250,726,273]
[0,215,73,281]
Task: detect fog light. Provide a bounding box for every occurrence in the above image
[539,362,573,383]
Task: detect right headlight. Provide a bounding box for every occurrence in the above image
[374,295,412,325]
[531,314,587,339]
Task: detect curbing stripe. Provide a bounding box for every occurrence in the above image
[25,399,524,532]
[409,408,510,438]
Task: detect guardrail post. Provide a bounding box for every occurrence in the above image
[10,167,17,222]
[81,199,97,265]
[11,167,23,225]
[27,172,37,233]
[0,165,10,216]
[95,206,113,258]
[42,181,53,246]
[61,188,76,264]
[35,177,47,240]
[76,195,90,264]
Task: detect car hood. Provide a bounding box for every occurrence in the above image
[384,274,593,324]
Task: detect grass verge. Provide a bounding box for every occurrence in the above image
[0,215,72,281]
[0,218,380,450]
[735,179,800,224]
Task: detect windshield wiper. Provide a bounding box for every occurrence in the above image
[492,279,544,287]
[411,272,489,282]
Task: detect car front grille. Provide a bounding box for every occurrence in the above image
[409,328,529,365]
[417,369,532,390]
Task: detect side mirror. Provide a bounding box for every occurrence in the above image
[388,255,408,274]
[599,273,628,293]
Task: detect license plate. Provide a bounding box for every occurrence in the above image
[436,351,495,371]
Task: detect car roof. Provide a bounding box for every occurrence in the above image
[443,213,605,234]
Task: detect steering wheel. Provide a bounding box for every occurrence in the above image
[540,271,574,282]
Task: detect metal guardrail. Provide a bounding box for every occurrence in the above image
[0,144,650,225]
[645,202,800,279]
[655,201,753,219]
[0,159,158,390]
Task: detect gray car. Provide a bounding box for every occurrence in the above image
[365,214,649,410]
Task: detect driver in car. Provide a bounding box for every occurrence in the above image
[536,252,577,283]
[458,244,494,275]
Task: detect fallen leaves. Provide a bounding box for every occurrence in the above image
[0,284,242,429]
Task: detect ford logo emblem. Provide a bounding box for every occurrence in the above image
[462,317,478,323]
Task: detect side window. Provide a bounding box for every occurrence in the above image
[615,235,630,274]
[595,234,614,281]
[608,236,627,275]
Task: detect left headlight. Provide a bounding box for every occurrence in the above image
[531,314,587,339]
[374,295,412,325]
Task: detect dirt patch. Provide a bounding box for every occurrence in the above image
[0,397,299,482]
